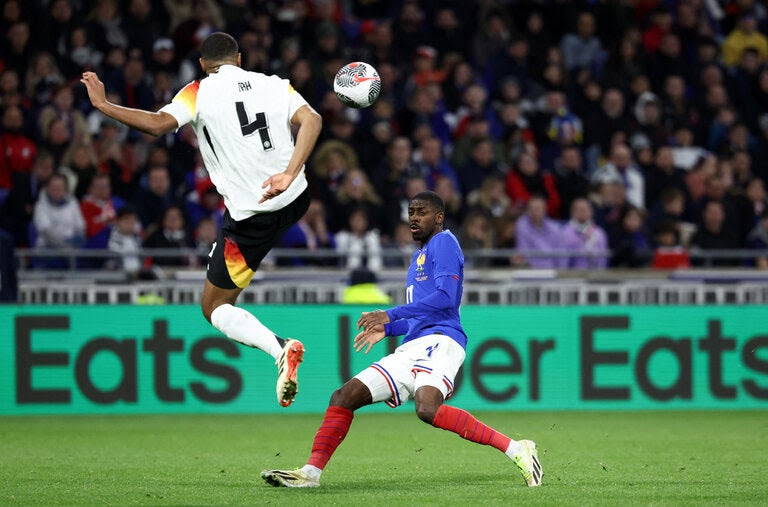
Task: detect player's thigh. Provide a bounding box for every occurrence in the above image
[412,335,466,401]
[354,353,414,408]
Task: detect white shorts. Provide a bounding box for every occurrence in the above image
[355,334,466,408]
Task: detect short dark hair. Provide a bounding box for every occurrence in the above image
[411,191,445,213]
[200,32,238,62]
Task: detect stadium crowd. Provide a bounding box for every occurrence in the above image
[2,0,768,273]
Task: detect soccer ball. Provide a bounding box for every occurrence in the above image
[333,62,381,108]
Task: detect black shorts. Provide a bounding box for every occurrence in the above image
[207,189,310,290]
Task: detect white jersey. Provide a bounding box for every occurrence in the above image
[160,65,309,220]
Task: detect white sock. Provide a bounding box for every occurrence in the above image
[505,440,523,458]
[301,464,322,480]
[210,304,283,359]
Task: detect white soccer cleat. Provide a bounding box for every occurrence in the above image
[275,339,305,407]
[512,439,542,487]
[261,468,319,488]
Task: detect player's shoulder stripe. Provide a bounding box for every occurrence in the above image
[174,80,200,117]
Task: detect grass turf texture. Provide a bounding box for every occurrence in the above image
[1,411,766,505]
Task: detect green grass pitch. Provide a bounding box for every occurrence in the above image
[1,411,766,505]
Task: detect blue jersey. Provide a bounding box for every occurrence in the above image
[385,230,467,349]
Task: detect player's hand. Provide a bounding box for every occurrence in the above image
[354,324,385,354]
[356,310,390,331]
[80,72,107,110]
[259,172,294,203]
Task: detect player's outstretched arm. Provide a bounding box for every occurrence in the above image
[80,72,178,136]
[260,104,322,203]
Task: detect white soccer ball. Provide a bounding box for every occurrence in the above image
[333,62,381,108]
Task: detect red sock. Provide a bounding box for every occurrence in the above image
[307,406,354,470]
[432,405,511,452]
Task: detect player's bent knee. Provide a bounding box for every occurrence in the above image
[329,380,371,410]
[415,403,437,425]
[201,302,213,323]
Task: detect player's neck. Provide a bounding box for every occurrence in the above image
[205,61,238,74]
[418,228,443,248]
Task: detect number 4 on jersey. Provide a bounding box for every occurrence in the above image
[235,101,274,151]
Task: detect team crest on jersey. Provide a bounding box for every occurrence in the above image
[416,252,426,271]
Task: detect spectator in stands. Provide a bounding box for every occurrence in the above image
[451,116,503,171]
[39,0,77,64]
[690,200,741,266]
[32,173,85,250]
[59,141,99,200]
[645,146,688,209]
[410,136,460,192]
[40,117,72,168]
[80,173,123,249]
[38,84,89,146]
[186,185,224,232]
[458,138,505,197]
[142,205,192,267]
[554,145,590,219]
[648,187,696,242]
[335,207,383,272]
[745,178,767,227]
[560,11,604,74]
[0,151,54,247]
[651,220,691,269]
[722,11,768,67]
[591,143,645,209]
[11,0,768,277]
[279,199,335,267]
[746,209,768,268]
[609,206,650,268]
[515,195,564,269]
[3,21,32,75]
[133,165,179,230]
[583,87,630,163]
[0,105,36,201]
[383,221,417,268]
[506,151,560,217]
[309,139,359,204]
[467,176,511,219]
[328,169,384,232]
[433,175,463,232]
[561,198,609,269]
[458,211,493,268]
[85,0,129,52]
[107,205,142,275]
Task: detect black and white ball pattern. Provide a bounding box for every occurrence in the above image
[333,62,381,108]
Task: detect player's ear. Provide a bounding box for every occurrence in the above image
[199,57,206,73]
[237,53,242,67]
[435,210,445,225]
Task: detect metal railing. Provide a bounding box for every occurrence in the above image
[9,246,768,306]
[14,246,768,273]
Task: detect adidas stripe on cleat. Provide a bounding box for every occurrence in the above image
[275,339,305,407]
[513,440,542,487]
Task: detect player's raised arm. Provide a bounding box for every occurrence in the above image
[80,72,178,137]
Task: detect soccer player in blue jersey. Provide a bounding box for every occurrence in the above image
[261,191,542,488]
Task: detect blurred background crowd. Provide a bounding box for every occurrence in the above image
[2,0,768,275]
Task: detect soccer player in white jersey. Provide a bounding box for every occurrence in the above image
[80,32,322,408]
[261,191,542,488]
